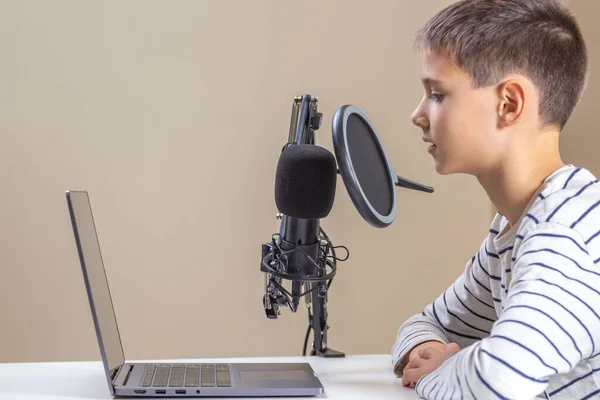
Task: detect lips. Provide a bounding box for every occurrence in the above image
[422,136,436,154]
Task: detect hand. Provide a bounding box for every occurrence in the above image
[402,342,460,387]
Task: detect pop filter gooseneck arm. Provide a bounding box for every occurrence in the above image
[336,168,435,194]
[395,175,434,193]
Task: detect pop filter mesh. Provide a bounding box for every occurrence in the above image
[345,114,393,216]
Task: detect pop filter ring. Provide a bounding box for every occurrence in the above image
[332,105,398,228]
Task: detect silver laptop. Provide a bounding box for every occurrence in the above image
[65,190,324,397]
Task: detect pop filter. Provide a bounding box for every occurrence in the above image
[332,105,433,228]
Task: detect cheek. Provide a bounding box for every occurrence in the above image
[470,90,499,134]
[428,104,449,139]
[450,95,496,150]
[429,103,460,149]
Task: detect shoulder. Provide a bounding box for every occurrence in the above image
[518,167,600,252]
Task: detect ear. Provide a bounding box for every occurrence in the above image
[497,79,525,127]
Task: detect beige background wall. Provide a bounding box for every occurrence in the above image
[1,0,594,364]
[560,0,600,172]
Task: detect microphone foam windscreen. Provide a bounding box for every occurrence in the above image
[275,144,337,219]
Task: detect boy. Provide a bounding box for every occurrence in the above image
[391,0,600,399]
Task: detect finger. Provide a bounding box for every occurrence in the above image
[447,342,460,350]
[446,343,460,353]
[402,366,423,387]
[405,357,427,370]
[401,369,412,387]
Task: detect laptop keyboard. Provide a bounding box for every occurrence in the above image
[141,364,231,388]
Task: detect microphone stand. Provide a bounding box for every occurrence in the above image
[263,94,346,358]
[305,227,345,358]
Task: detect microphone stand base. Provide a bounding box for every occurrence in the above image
[310,348,345,358]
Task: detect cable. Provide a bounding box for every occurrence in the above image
[262,240,338,283]
[302,321,312,356]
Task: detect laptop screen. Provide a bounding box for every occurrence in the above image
[67,191,125,377]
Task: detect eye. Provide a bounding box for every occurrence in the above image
[429,93,444,103]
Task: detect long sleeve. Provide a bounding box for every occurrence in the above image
[415,223,600,399]
[392,236,498,375]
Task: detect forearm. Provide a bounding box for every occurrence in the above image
[393,237,498,376]
[415,340,550,399]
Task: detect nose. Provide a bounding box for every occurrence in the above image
[411,99,429,130]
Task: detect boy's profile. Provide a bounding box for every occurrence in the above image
[392,0,600,398]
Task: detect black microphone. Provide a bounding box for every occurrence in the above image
[275,144,336,220]
[262,144,337,313]
[261,138,347,357]
[273,144,336,310]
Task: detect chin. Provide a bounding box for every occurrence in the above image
[433,160,452,175]
[433,159,464,175]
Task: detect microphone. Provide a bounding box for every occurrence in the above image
[261,95,348,358]
[271,144,336,312]
[275,144,336,220]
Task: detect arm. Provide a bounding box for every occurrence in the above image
[414,223,600,399]
[392,236,498,376]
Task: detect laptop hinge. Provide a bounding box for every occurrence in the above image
[114,364,133,387]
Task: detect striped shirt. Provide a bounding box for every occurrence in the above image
[392,165,600,399]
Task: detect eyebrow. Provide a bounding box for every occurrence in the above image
[421,77,444,86]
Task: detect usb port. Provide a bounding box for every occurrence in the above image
[176,390,186,394]
[155,390,166,394]
[134,390,146,394]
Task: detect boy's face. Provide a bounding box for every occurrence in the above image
[411,50,500,176]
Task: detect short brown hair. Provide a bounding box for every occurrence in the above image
[416,0,588,129]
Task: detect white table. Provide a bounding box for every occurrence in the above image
[0,354,419,399]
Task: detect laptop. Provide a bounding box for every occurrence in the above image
[65,190,324,397]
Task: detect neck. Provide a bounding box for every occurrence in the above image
[476,129,564,227]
